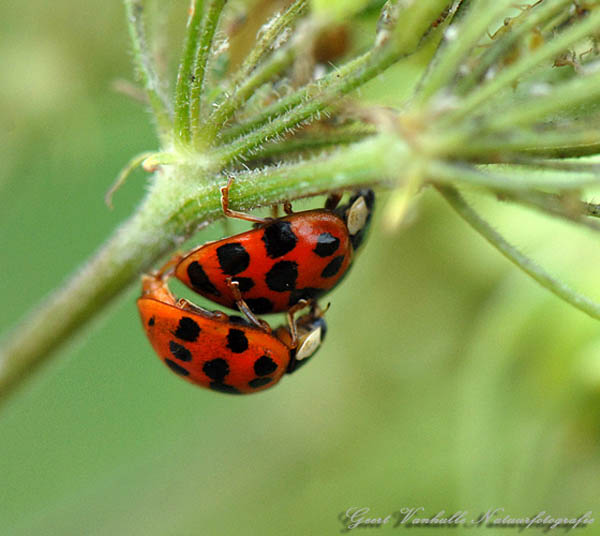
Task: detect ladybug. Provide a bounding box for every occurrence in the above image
[173,178,375,314]
[137,268,326,394]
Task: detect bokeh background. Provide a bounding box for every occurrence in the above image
[2,1,600,534]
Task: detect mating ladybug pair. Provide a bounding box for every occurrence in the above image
[138,179,375,394]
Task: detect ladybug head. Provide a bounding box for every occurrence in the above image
[337,189,375,250]
[286,314,327,374]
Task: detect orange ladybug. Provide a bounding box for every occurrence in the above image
[173,179,375,314]
[138,268,326,394]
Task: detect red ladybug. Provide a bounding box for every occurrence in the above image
[173,180,375,314]
[137,268,326,394]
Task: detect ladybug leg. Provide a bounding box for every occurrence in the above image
[283,201,294,215]
[271,205,279,218]
[221,176,270,224]
[178,298,227,320]
[226,278,271,332]
[311,301,330,318]
[325,192,343,211]
[155,252,184,279]
[286,299,310,348]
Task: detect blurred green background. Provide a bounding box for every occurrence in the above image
[2,1,600,534]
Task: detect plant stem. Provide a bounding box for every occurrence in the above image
[247,124,376,161]
[416,0,515,103]
[202,45,296,143]
[124,0,172,140]
[494,189,600,231]
[234,0,307,84]
[174,0,205,145]
[450,128,600,159]
[443,7,600,124]
[484,71,600,132]
[190,0,228,143]
[456,0,572,95]
[219,51,373,143]
[428,160,600,190]
[437,184,600,320]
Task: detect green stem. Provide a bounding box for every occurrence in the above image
[235,0,306,83]
[174,0,205,145]
[247,125,376,161]
[202,45,296,144]
[444,7,600,124]
[220,0,453,146]
[494,189,600,232]
[437,184,600,320]
[427,160,600,191]
[484,70,600,131]
[450,128,600,159]
[455,0,572,95]
[415,0,515,103]
[124,0,172,140]
[190,0,228,143]
[219,51,373,144]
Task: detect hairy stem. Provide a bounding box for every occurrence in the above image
[437,185,600,320]
[174,0,205,144]
[190,0,228,143]
[124,0,172,139]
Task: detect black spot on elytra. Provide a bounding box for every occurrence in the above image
[227,329,249,353]
[169,341,192,362]
[262,221,298,258]
[148,316,155,327]
[209,382,241,394]
[288,287,324,307]
[187,261,220,296]
[165,358,189,376]
[245,298,274,314]
[232,276,255,292]
[265,261,298,292]
[313,232,340,257]
[321,255,344,278]
[217,243,250,275]
[254,355,278,376]
[173,316,201,342]
[249,377,273,389]
[203,358,229,381]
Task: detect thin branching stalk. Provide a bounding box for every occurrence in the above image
[441,8,600,123]
[437,185,600,321]
[190,0,228,142]
[456,0,572,94]
[494,189,600,231]
[124,0,172,139]
[416,0,515,102]
[202,45,296,144]
[174,0,205,144]
[247,124,377,162]
[482,70,600,131]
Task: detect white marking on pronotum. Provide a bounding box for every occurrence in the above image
[346,196,368,235]
[296,326,322,360]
